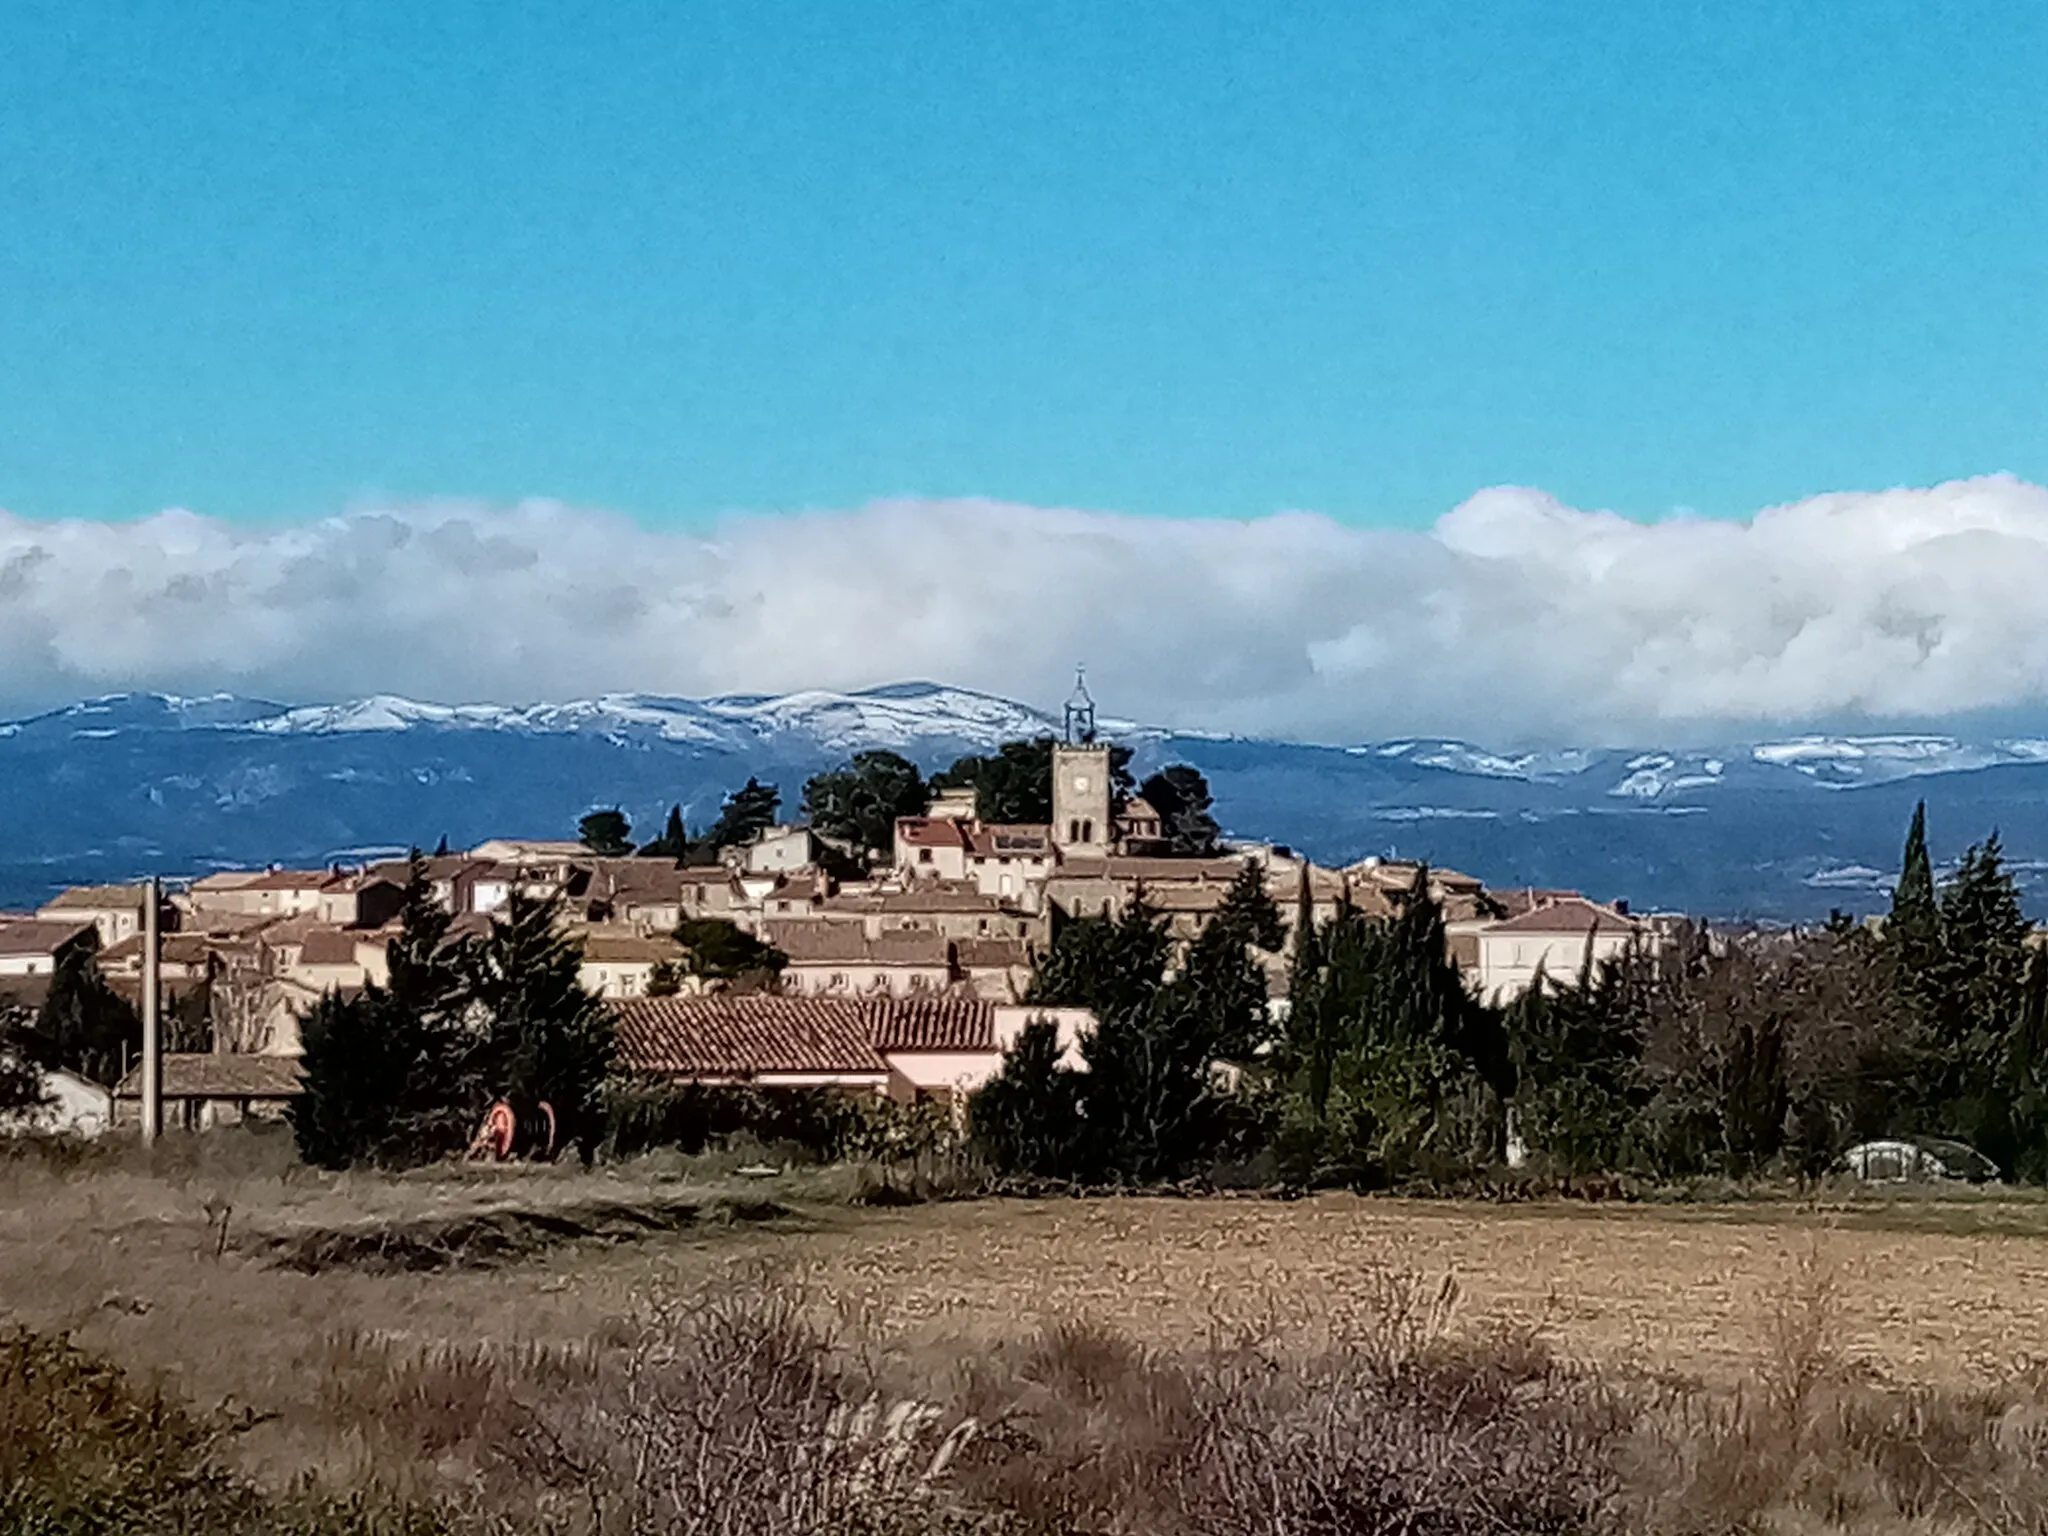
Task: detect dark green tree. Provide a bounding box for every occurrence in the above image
[465,892,616,1160]
[1210,860,1285,953]
[706,778,782,852]
[1027,898,1173,1019]
[638,805,690,861]
[969,1017,1083,1179]
[292,853,474,1168]
[937,739,1055,824]
[675,917,787,985]
[1887,800,1941,981]
[33,941,138,1088]
[578,808,634,857]
[0,1002,46,1116]
[290,988,414,1169]
[432,833,451,857]
[1278,875,1501,1185]
[1139,765,1222,855]
[801,751,931,855]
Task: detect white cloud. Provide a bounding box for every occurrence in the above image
[5,475,2048,743]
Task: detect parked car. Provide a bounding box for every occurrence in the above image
[1841,1137,1997,1183]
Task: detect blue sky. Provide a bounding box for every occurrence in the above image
[6,0,2045,531]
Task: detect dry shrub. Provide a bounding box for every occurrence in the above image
[505,1289,982,1535]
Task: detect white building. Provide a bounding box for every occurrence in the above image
[1472,896,1647,1004]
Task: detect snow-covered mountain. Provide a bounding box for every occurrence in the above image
[6,681,2048,921]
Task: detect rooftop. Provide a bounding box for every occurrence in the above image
[115,1054,305,1100]
[613,993,997,1077]
[0,919,97,958]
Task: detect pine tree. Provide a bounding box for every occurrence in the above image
[466,892,616,1160]
[801,751,930,855]
[707,778,781,851]
[1211,860,1284,952]
[579,808,634,857]
[290,989,412,1169]
[293,853,475,1168]
[1139,766,1222,855]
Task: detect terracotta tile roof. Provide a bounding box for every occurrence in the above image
[39,884,151,910]
[1489,888,1595,921]
[895,818,970,849]
[613,994,995,1076]
[1485,896,1638,935]
[767,925,951,967]
[952,938,1030,970]
[99,933,215,966]
[965,824,1055,857]
[115,1054,305,1099]
[294,928,364,966]
[0,919,96,957]
[874,885,1010,913]
[578,933,685,963]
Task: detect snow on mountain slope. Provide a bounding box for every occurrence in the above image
[232,683,1055,752]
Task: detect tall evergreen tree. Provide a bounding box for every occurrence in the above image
[706,778,781,851]
[638,805,690,861]
[969,1017,1082,1179]
[0,1002,47,1116]
[1888,800,1941,979]
[33,942,138,1088]
[466,892,616,1160]
[292,853,474,1168]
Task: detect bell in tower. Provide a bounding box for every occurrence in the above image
[1063,665,1097,746]
[1053,667,1110,859]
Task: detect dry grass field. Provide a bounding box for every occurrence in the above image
[12,1132,2048,1531]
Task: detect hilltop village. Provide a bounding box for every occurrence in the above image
[0,686,1651,1131]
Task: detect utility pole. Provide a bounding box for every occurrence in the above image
[140,876,161,1143]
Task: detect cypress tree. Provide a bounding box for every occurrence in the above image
[467,892,616,1160]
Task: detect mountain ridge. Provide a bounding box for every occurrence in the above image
[5,682,2047,920]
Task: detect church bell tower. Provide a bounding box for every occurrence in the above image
[1052,667,1111,859]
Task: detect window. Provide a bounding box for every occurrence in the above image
[918,848,933,865]
[1081,819,1093,843]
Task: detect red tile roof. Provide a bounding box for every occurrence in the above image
[612,994,998,1076]
[1485,896,1638,935]
[894,818,970,849]
[294,928,364,966]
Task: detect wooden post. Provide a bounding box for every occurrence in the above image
[140,877,161,1143]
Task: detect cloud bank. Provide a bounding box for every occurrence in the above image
[6,475,2048,744]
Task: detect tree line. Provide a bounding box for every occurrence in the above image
[969,803,2048,1188]
[574,738,1225,865]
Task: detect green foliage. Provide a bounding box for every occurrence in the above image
[937,738,1055,824]
[984,895,1275,1184]
[1138,765,1222,855]
[1026,900,1172,1017]
[289,990,420,1171]
[969,1018,1082,1178]
[801,750,930,854]
[31,941,138,1088]
[645,957,683,997]
[1211,860,1285,952]
[1506,958,1650,1177]
[578,808,633,856]
[637,804,690,860]
[1278,876,1501,1186]
[0,1003,48,1116]
[464,892,616,1160]
[674,917,787,984]
[706,777,781,852]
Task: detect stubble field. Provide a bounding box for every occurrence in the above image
[11,1136,2048,1531]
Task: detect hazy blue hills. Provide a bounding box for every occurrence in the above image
[5,683,2048,921]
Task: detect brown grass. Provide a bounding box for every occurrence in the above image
[12,1132,2048,1531]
